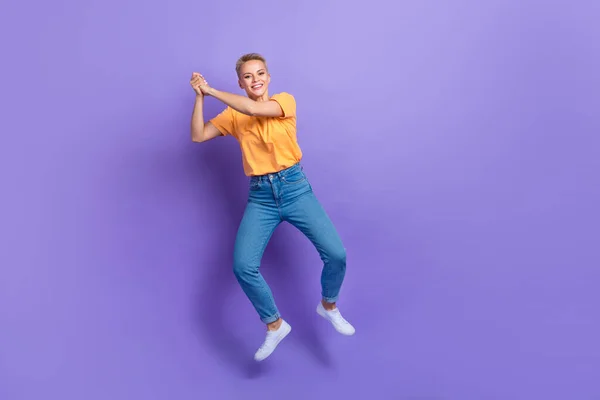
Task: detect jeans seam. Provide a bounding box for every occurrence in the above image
[281,177,306,185]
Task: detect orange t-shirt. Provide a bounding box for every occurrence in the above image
[209,92,303,176]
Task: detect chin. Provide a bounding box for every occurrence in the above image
[248,87,267,98]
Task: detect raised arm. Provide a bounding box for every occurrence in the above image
[207,88,283,117]
[195,73,283,118]
[190,73,223,143]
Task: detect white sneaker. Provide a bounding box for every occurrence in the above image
[317,302,355,335]
[254,319,292,362]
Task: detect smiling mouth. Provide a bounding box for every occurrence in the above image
[251,83,263,90]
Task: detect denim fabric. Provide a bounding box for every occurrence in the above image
[232,163,347,324]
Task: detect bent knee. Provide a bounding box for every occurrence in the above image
[327,246,347,266]
[233,257,257,279]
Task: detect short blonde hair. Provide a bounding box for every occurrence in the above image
[235,53,268,77]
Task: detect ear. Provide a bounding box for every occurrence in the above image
[238,79,243,89]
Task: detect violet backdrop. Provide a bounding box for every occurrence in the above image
[1,0,599,399]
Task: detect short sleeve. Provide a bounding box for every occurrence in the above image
[271,92,296,118]
[209,107,235,136]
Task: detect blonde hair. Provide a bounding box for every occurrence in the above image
[235,53,268,77]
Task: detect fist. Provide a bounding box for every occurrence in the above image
[190,72,211,95]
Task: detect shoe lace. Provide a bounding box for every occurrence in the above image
[257,331,277,351]
[330,309,350,325]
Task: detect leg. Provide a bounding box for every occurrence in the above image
[233,200,281,325]
[233,199,292,361]
[283,191,355,335]
[284,191,347,303]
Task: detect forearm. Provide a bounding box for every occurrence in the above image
[190,94,205,141]
[207,88,257,116]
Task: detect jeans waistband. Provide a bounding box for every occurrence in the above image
[250,163,302,182]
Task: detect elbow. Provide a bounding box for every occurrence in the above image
[191,131,204,143]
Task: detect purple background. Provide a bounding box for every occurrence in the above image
[2,0,599,399]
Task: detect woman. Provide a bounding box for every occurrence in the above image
[189,53,355,362]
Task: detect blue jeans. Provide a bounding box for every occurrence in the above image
[232,163,347,324]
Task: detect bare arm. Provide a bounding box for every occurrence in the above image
[190,94,222,143]
[205,87,283,118]
[190,73,223,143]
[192,72,283,117]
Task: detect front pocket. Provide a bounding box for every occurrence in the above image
[281,171,306,184]
[249,180,262,190]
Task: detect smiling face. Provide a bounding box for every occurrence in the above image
[238,59,271,100]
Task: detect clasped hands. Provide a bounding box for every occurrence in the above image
[190,72,212,96]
